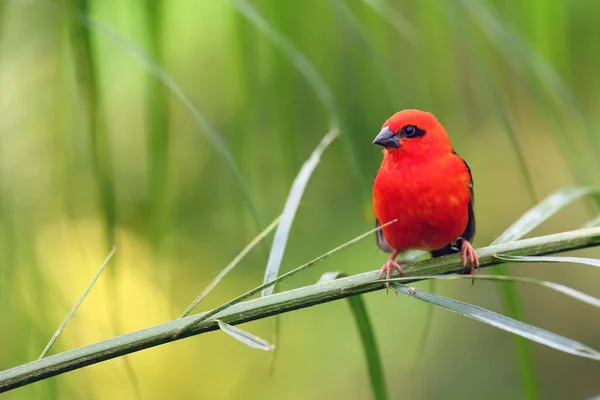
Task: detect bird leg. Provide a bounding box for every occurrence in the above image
[378,251,405,293]
[459,239,480,285]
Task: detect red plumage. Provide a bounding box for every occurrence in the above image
[372,110,479,289]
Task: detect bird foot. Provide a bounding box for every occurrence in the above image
[460,240,480,285]
[378,259,405,294]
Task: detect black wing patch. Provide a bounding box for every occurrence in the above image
[374,170,394,253]
[375,218,394,253]
[431,154,475,258]
[460,157,476,243]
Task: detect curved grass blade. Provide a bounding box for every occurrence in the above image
[216,320,274,351]
[267,311,281,375]
[39,245,118,359]
[60,7,146,396]
[227,0,370,202]
[495,255,600,268]
[441,1,537,202]
[1,226,599,392]
[318,272,388,400]
[260,126,337,373]
[460,0,600,164]
[122,357,142,400]
[409,279,435,363]
[228,0,337,128]
[389,283,600,360]
[179,215,282,318]
[360,0,416,43]
[493,186,600,245]
[380,274,600,309]
[490,186,600,397]
[175,220,396,336]
[261,129,339,297]
[51,3,264,232]
[143,0,171,255]
[328,0,401,108]
[65,0,117,248]
[492,282,534,399]
[394,250,436,367]
[583,216,600,229]
[440,5,540,397]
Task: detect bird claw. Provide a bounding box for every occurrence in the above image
[460,240,480,285]
[378,259,405,294]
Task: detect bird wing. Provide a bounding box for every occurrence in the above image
[431,155,475,258]
[375,218,395,253]
[460,156,476,243]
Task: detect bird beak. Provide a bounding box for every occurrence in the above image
[373,127,400,148]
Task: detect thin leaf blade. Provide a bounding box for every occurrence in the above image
[39,245,118,359]
[65,9,264,233]
[583,216,600,228]
[495,254,600,268]
[319,272,388,400]
[176,221,395,336]
[490,186,600,397]
[493,187,600,245]
[216,320,274,352]
[261,129,339,297]
[179,215,282,318]
[380,274,600,309]
[390,283,600,360]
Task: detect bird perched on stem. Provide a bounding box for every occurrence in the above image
[372,109,479,291]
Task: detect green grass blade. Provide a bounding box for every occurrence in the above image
[65,4,140,393]
[227,0,370,202]
[0,227,599,392]
[39,245,118,359]
[490,186,600,398]
[143,0,171,253]
[460,0,600,166]
[339,292,388,400]
[216,320,274,351]
[493,187,600,245]
[389,283,600,360]
[394,250,437,367]
[67,0,117,247]
[441,1,537,202]
[122,357,143,400]
[261,129,339,297]
[227,0,338,127]
[268,312,281,375]
[583,216,600,228]
[381,274,600,309]
[327,0,401,108]
[179,215,282,318]
[360,0,416,43]
[409,279,435,363]
[495,255,600,268]
[59,6,264,232]
[224,2,344,364]
[318,272,388,400]
[176,220,396,335]
[495,281,536,400]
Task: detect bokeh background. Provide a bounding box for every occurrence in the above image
[1,0,600,399]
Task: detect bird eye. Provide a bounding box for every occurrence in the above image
[400,124,424,138]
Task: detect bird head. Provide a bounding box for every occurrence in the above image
[373,109,453,158]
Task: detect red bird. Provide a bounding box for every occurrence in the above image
[372,110,479,290]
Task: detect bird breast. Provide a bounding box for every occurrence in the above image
[373,154,471,252]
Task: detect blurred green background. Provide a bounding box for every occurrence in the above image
[1,0,600,399]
